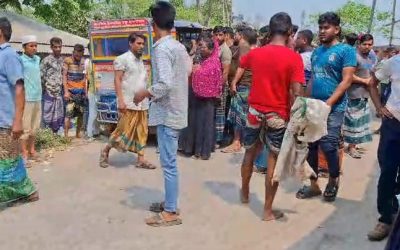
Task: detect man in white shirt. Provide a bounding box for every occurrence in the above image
[99,33,156,170]
[368,54,400,241]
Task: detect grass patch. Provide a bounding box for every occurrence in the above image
[35,129,70,151]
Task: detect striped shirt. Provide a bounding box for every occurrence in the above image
[148,35,191,129]
[63,57,85,94]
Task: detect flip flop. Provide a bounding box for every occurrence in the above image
[296,185,322,199]
[263,210,284,221]
[347,149,362,159]
[149,202,181,215]
[135,162,157,170]
[221,146,241,153]
[145,213,182,227]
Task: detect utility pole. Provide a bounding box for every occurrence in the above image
[390,0,397,45]
[368,0,377,33]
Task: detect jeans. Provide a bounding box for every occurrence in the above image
[377,118,400,225]
[157,125,180,213]
[308,111,344,179]
[254,146,269,171]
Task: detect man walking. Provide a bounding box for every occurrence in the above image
[20,35,42,162]
[100,33,155,170]
[134,1,191,226]
[296,12,356,202]
[0,17,38,204]
[367,53,400,241]
[239,12,305,221]
[41,37,64,133]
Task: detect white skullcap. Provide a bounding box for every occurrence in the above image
[21,35,37,45]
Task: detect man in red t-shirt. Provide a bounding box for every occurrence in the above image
[239,12,305,221]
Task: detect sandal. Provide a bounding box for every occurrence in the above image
[149,202,180,215]
[347,148,362,159]
[221,145,241,153]
[145,213,182,227]
[296,185,322,199]
[323,182,339,202]
[99,149,109,168]
[135,161,156,170]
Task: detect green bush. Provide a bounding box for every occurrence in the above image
[35,129,70,151]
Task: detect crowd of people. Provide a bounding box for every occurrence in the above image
[1,0,400,247]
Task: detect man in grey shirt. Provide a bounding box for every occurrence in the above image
[134,1,191,227]
[343,34,376,159]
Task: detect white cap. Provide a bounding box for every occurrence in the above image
[21,35,37,45]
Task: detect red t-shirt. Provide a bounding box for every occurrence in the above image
[240,45,305,120]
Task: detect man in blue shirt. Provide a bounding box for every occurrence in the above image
[0,17,38,204]
[20,35,42,162]
[296,12,356,202]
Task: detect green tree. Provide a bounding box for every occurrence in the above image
[307,0,391,38]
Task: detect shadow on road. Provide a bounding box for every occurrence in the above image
[120,186,163,211]
[204,180,265,219]
[108,152,137,168]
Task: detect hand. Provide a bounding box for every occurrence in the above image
[363,77,372,86]
[192,64,200,72]
[230,83,237,96]
[64,91,71,100]
[118,100,127,114]
[134,90,148,105]
[378,106,394,119]
[11,119,23,140]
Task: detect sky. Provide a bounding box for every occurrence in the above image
[187,0,400,45]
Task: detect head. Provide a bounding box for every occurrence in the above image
[22,35,38,57]
[386,46,398,58]
[357,34,374,56]
[318,12,341,45]
[0,17,12,44]
[213,26,225,45]
[150,1,176,36]
[295,29,313,51]
[344,33,358,46]
[50,37,62,57]
[292,24,299,38]
[72,44,84,61]
[269,12,293,41]
[224,27,234,42]
[128,33,146,57]
[241,28,258,46]
[198,35,215,59]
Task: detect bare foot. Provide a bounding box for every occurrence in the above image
[240,188,249,204]
[26,191,39,202]
[263,210,284,221]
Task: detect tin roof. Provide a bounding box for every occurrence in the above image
[0,11,89,55]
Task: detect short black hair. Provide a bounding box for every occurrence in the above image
[199,36,215,51]
[128,33,146,44]
[224,27,234,38]
[74,44,85,53]
[345,33,358,46]
[269,12,293,37]
[359,33,374,43]
[318,12,341,26]
[241,29,258,46]
[213,25,224,34]
[292,25,299,34]
[150,1,176,31]
[50,37,62,46]
[298,30,314,45]
[0,17,12,42]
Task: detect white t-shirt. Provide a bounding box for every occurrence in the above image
[113,51,148,110]
[375,55,400,121]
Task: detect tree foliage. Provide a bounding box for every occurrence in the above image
[2,0,231,37]
[307,0,391,38]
